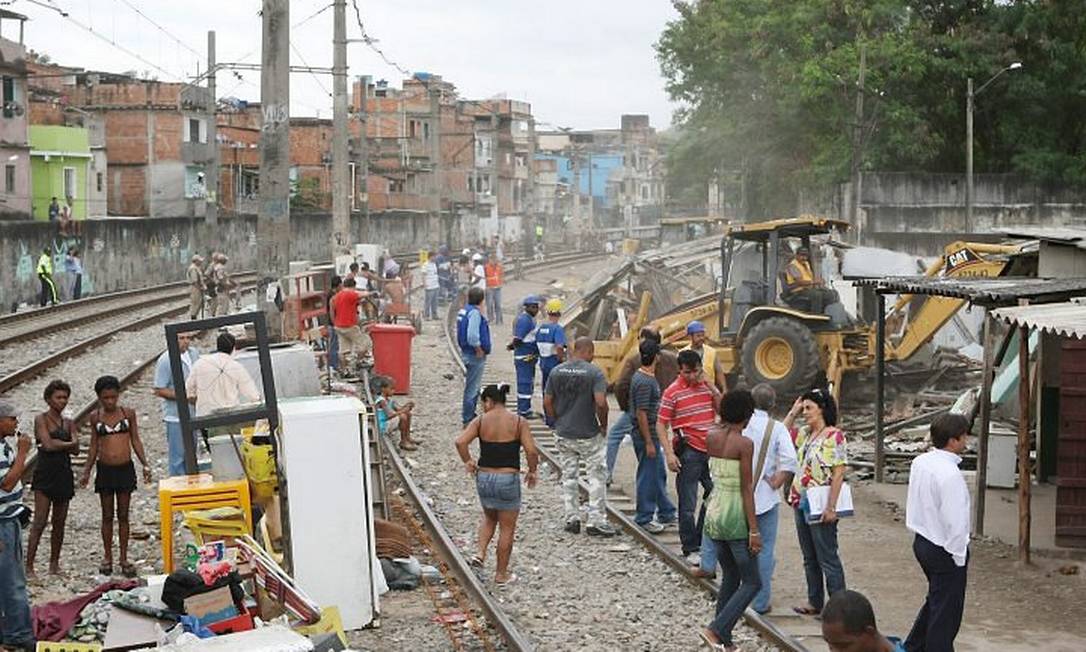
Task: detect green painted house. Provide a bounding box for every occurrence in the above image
[30,125,92,220]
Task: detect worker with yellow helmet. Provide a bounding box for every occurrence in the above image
[535,298,567,426]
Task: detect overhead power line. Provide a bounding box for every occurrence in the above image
[116,0,203,62]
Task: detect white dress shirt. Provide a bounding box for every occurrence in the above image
[906,448,971,566]
[742,409,799,515]
[185,352,261,417]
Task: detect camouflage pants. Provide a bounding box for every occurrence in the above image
[555,434,607,527]
[189,287,203,320]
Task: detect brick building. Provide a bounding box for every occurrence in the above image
[26,59,212,218]
[0,10,31,219]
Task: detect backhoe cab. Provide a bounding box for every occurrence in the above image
[715,217,860,396]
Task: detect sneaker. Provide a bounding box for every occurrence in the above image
[564,519,581,534]
[586,522,617,537]
[641,521,666,534]
[691,568,717,580]
[684,552,701,566]
[521,411,543,420]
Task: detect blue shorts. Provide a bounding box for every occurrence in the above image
[476,471,521,512]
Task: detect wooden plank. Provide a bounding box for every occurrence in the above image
[1018,322,1032,564]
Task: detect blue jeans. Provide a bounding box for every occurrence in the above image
[486,287,503,324]
[462,352,486,425]
[630,435,676,525]
[709,538,762,646]
[794,506,846,611]
[166,421,199,477]
[606,411,633,481]
[676,447,712,555]
[0,518,32,647]
[424,288,439,320]
[514,358,536,416]
[701,504,780,612]
[328,327,340,370]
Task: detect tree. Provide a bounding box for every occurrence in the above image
[656,0,1086,216]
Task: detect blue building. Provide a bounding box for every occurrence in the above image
[535,153,624,209]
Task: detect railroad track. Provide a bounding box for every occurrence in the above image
[0,271,258,345]
[0,278,258,395]
[440,254,810,652]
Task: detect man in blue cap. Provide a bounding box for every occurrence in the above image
[682,320,728,393]
[508,295,542,418]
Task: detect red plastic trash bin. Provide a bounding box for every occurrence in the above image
[368,323,415,394]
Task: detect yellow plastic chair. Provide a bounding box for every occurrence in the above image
[159,474,252,573]
[183,506,250,545]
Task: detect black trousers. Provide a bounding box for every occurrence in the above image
[905,534,968,652]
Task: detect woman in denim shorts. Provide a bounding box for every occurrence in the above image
[455,384,540,584]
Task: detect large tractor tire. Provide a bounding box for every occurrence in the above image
[740,316,821,397]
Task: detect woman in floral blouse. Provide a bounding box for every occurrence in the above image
[783,387,847,617]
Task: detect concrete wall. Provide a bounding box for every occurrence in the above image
[850,172,1086,255]
[0,210,463,309]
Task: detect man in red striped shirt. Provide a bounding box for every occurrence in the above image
[657,349,722,566]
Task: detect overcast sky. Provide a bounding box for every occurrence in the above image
[10,0,679,131]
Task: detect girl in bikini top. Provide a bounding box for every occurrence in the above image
[94,416,131,437]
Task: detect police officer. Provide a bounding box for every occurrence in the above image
[37,248,57,307]
[187,255,205,320]
[508,295,542,419]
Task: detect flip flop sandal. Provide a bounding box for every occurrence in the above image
[698,630,728,650]
[121,562,138,578]
[495,572,518,586]
[399,442,418,451]
[793,605,821,616]
[99,562,113,576]
[468,555,484,568]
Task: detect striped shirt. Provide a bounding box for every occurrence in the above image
[658,377,717,452]
[0,437,26,520]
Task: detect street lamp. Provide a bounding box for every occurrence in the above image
[966,62,1022,232]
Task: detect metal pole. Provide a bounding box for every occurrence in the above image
[358,75,370,243]
[206,31,218,225]
[1017,322,1032,563]
[850,43,866,242]
[331,0,349,259]
[875,291,886,483]
[257,0,290,341]
[965,77,974,234]
[974,311,995,535]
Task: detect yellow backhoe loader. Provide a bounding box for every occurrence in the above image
[588,217,1028,398]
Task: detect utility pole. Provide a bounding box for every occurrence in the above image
[358,75,370,243]
[206,30,218,225]
[849,43,866,243]
[257,0,290,340]
[331,0,349,259]
[965,76,974,234]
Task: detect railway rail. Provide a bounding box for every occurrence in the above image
[440,253,810,652]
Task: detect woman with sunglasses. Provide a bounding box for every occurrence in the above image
[783,386,847,617]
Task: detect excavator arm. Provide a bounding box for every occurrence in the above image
[885,241,1024,361]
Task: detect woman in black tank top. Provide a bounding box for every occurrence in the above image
[455,384,540,585]
[27,380,79,578]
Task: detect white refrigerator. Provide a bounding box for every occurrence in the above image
[278,396,380,629]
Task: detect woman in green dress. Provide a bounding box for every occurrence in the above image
[700,389,761,651]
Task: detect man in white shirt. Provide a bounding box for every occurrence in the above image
[423,251,440,320]
[904,413,971,652]
[694,383,797,616]
[185,332,261,418]
[471,253,486,292]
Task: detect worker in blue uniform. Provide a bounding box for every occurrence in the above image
[508,295,543,418]
[535,298,567,427]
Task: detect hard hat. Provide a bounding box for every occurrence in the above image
[522,295,543,306]
[472,253,483,261]
[462,248,471,256]
[545,298,563,314]
[686,320,706,335]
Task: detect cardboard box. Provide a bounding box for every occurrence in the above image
[183,586,238,625]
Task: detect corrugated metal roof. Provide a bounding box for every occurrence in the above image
[992,300,1086,339]
[854,276,1086,305]
[1000,226,1086,250]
